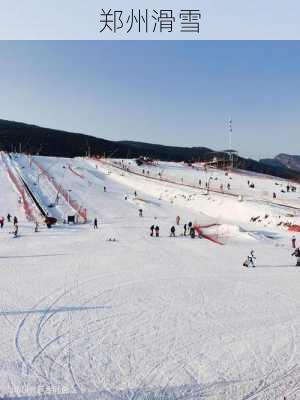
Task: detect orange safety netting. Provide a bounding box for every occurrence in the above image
[1,153,35,222]
[194,224,224,245]
[32,158,87,222]
[288,225,300,232]
[68,164,84,179]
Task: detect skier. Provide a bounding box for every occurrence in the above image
[150,225,155,237]
[104,186,106,192]
[273,192,277,199]
[13,216,18,226]
[7,213,11,222]
[188,221,192,233]
[176,215,180,225]
[155,225,160,237]
[0,217,4,229]
[170,226,176,237]
[13,223,19,238]
[94,218,98,229]
[139,209,143,217]
[183,224,187,236]
[134,191,137,197]
[243,250,256,268]
[292,235,296,249]
[292,248,300,266]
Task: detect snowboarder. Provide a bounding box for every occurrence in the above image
[139,209,143,217]
[150,225,155,237]
[7,213,11,222]
[243,250,256,268]
[155,226,160,237]
[183,224,187,236]
[13,216,18,226]
[170,226,176,237]
[176,215,180,225]
[292,248,300,266]
[94,218,98,229]
[292,235,296,249]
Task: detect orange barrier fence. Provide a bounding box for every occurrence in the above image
[68,165,84,179]
[288,225,300,233]
[32,158,87,222]
[1,153,35,221]
[194,224,224,246]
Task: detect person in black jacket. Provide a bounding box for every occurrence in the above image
[155,225,160,237]
[170,226,175,237]
[150,225,154,237]
[183,224,187,236]
[190,227,195,239]
[292,248,300,266]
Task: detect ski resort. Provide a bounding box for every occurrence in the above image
[0,151,300,399]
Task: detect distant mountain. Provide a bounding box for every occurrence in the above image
[259,158,286,169]
[260,153,300,173]
[0,118,299,181]
[0,119,212,161]
[275,153,300,172]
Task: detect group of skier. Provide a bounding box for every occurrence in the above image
[149,216,199,239]
[0,213,19,237]
[150,225,160,237]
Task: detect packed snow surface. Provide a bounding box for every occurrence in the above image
[0,154,300,400]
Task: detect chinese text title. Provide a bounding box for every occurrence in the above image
[100,9,202,34]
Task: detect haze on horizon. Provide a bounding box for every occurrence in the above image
[0,41,299,160]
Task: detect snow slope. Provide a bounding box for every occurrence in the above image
[0,155,300,400]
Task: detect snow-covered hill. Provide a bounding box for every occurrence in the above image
[0,153,300,400]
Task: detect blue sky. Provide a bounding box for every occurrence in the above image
[0,41,299,159]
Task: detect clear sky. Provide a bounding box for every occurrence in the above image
[0,41,299,159]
